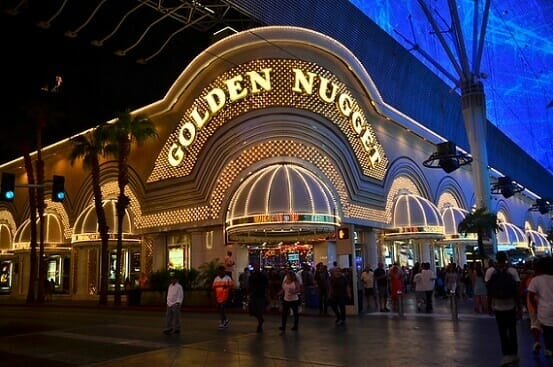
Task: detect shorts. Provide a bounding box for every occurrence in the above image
[364,288,375,297]
[377,285,388,297]
[529,312,542,331]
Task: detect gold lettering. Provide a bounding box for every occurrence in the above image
[190,107,210,129]
[292,68,316,95]
[226,75,248,102]
[318,76,338,103]
[205,88,226,114]
[246,68,272,94]
[178,121,196,147]
[337,93,353,117]
[351,111,364,135]
[168,143,185,167]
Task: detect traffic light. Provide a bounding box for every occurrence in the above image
[0,173,15,201]
[337,227,349,240]
[51,175,65,202]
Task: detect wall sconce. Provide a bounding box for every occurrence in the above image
[423,141,473,173]
[490,176,524,199]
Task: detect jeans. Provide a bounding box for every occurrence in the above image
[331,295,346,321]
[281,299,299,328]
[217,301,228,322]
[494,308,518,356]
[165,303,181,331]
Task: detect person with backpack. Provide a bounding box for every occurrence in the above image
[485,251,522,366]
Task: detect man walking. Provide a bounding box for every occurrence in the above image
[486,251,522,366]
[248,263,269,333]
[163,274,183,335]
[213,265,233,330]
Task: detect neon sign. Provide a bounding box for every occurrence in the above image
[167,61,382,168]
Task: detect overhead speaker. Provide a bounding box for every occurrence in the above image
[537,199,550,214]
[438,157,459,173]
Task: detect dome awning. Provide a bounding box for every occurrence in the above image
[526,230,550,253]
[226,164,340,243]
[385,191,444,240]
[497,222,527,249]
[72,199,137,243]
[13,213,65,250]
[439,206,476,244]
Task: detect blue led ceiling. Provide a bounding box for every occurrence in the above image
[350,0,553,174]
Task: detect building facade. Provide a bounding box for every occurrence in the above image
[0,26,550,306]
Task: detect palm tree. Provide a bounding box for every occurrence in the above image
[458,207,501,263]
[105,110,157,305]
[69,125,111,305]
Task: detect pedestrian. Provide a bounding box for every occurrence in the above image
[314,263,329,314]
[528,256,553,358]
[486,251,522,366]
[278,269,301,332]
[420,262,436,313]
[248,263,269,333]
[212,265,233,330]
[163,274,183,335]
[360,265,376,312]
[329,267,348,325]
[374,262,389,312]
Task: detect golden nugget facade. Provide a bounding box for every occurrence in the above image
[0,26,549,303]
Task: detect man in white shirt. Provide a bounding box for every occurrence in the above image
[420,262,436,313]
[164,275,183,335]
[360,266,376,312]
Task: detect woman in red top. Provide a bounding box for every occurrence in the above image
[389,264,403,312]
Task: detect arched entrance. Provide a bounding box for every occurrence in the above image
[225,163,341,270]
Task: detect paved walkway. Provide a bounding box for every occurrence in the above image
[2,293,553,367]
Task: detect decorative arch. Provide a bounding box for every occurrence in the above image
[436,176,469,210]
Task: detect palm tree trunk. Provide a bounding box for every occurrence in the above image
[91,157,110,305]
[114,136,131,306]
[24,152,38,304]
[36,149,46,303]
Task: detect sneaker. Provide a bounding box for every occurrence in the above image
[223,319,230,328]
[163,329,172,335]
[545,349,553,357]
[218,323,225,330]
[173,329,180,334]
[532,342,541,355]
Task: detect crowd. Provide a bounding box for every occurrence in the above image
[161,253,553,367]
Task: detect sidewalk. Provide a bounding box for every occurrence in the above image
[2,293,552,367]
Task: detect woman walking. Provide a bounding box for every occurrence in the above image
[278,270,301,332]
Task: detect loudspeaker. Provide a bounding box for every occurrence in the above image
[537,199,549,214]
[437,141,456,156]
[498,177,514,198]
[439,157,459,173]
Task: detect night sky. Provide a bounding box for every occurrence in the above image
[0,4,211,162]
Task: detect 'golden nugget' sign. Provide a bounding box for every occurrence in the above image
[168,62,382,168]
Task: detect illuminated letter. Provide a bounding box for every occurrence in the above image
[226,75,248,102]
[246,68,272,94]
[318,76,338,103]
[190,107,210,129]
[205,88,226,114]
[351,111,364,135]
[337,93,353,117]
[292,69,316,95]
[178,121,196,147]
[168,143,185,167]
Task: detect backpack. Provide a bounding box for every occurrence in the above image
[486,267,518,299]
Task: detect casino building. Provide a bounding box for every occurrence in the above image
[0,23,551,304]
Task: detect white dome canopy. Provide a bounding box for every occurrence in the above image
[13,213,64,249]
[386,191,444,240]
[497,222,527,248]
[440,205,477,242]
[527,229,551,254]
[226,164,340,242]
[72,199,134,243]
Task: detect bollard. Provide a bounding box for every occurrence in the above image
[397,290,404,318]
[449,291,458,321]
